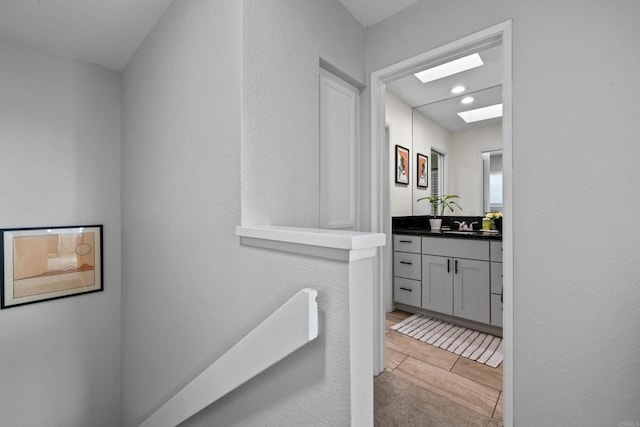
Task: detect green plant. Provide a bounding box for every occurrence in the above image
[417,194,461,217]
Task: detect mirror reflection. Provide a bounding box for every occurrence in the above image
[386,42,503,217]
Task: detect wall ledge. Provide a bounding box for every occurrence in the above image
[236,225,386,262]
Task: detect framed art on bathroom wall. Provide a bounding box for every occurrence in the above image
[416,153,428,188]
[1,225,103,309]
[395,145,409,185]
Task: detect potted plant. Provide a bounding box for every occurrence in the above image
[417,194,461,230]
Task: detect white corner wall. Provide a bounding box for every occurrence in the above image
[0,36,122,426]
[450,125,502,215]
[385,91,413,216]
[122,1,365,426]
[366,0,640,424]
[412,109,451,215]
[386,91,452,216]
[242,0,365,227]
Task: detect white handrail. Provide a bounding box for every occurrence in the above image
[139,288,319,427]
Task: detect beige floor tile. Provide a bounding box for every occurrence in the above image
[385,318,397,332]
[385,330,415,353]
[385,347,408,372]
[493,392,503,419]
[403,337,459,371]
[394,357,500,418]
[386,310,412,322]
[451,356,503,391]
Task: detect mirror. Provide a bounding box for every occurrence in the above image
[386,41,503,216]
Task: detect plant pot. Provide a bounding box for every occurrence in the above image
[429,218,442,231]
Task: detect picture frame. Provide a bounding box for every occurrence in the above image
[395,145,410,185]
[416,153,428,188]
[1,225,103,309]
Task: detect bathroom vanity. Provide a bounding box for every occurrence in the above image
[393,229,502,328]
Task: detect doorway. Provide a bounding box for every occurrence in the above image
[370,21,513,424]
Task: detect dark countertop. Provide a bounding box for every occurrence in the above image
[394,228,502,241]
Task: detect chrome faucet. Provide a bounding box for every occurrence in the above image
[454,221,478,231]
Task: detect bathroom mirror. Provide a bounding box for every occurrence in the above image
[386,41,503,216]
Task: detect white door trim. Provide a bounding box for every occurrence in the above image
[370,20,514,426]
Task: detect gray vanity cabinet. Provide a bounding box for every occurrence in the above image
[421,255,453,315]
[393,235,422,307]
[490,241,503,327]
[453,258,490,323]
[422,237,491,324]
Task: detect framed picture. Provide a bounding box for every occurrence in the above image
[1,225,103,309]
[416,153,428,188]
[395,145,410,185]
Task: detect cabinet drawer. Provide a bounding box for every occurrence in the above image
[394,235,421,253]
[490,241,503,262]
[393,252,421,280]
[394,277,421,307]
[422,237,489,261]
[491,294,503,327]
[491,262,503,294]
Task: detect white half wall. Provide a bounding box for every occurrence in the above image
[366,0,640,424]
[0,35,122,426]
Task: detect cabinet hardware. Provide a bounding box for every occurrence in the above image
[399,261,412,265]
[447,259,450,273]
[399,240,412,243]
[455,260,458,274]
[399,287,412,292]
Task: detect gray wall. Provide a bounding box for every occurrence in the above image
[366,0,640,424]
[121,0,365,426]
[0,36,122,426]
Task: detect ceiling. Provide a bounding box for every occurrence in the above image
[386,44,504,133]
[0,0,174,71]
[0,0,415,72]
[338,0,418,26]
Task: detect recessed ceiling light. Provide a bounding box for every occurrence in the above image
[461,96,474,104]
[458,104,503,123]
[414,53,484,84]
[451,85,466,94]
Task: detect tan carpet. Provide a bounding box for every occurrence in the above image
[374,371,502,427]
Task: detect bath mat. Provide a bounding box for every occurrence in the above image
[391,314,503,368]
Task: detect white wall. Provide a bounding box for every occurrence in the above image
[367,0,640,424]
[122,1,365,426]
[242,0,365,227]
[386,91,452,216]
[450,125,502,215]
[0,36,122,426]
[412,109,451,215]
[385,91,413,216]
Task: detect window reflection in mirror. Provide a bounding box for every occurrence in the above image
[431,149,444,198]
[482,150,503,213]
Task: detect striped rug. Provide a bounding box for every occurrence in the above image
[391,314,503,368]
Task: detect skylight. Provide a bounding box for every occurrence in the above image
[458,104,503,123]
[414,53,484,84]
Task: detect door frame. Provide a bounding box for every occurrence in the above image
[370,20,513,425]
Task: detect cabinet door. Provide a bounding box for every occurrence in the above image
[421,255,453,315]
[453,259,490,323]
[490,261,503,294]
[491,294,503,327]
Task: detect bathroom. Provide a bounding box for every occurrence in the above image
[378,39,505,423]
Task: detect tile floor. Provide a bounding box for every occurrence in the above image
[382,310,503,421]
